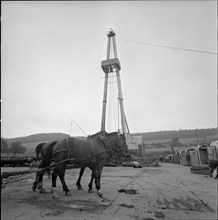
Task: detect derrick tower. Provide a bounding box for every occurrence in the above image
[101,29,131,144]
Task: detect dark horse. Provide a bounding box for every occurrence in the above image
[32,141,96,193]
[33,131,126,198]
[32,141,98,193]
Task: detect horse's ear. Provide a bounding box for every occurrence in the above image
[118,133,124,138]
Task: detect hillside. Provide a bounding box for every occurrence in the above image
[6,133,70,144]
[134,128,217,143]
[4,128,217,144]
[2,128,217,157]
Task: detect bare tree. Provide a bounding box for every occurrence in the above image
[10,141,26,156]
[1,138,9,154]
[171,137,181,147]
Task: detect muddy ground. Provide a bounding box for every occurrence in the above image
[1,163,217,220]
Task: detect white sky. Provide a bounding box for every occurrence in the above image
[1,1,217,138]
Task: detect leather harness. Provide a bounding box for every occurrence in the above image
[52,134,112,164]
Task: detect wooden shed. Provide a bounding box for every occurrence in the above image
[190,145,208,166]
[179,151,187,166]
[207,140,218,175]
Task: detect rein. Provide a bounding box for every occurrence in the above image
[36,150,110,175]
[40,150,109,173]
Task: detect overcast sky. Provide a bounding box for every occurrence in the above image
[2,1,217,138]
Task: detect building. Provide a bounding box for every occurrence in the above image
[127,135,143,156]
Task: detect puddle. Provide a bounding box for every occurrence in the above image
[119,203,135,208]
[118,188,138,194]
[68,204,85,209]
[156,197,215,213]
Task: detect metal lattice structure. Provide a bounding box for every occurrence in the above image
[100,29,133,150]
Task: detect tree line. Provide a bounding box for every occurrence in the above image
[135,128,217,142]
[1,128,217,155]
[1,138,26,156]
[5,132,69,144]
[4,128,217,144]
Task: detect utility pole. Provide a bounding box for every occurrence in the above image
[195,129,200,145]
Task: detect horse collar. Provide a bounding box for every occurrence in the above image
[99,135,110,150]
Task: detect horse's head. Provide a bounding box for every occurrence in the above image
[92,131,128,158]
[109,132,127,158]
[118,133,127,151]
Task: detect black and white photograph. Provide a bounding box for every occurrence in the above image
[1,1,217,219]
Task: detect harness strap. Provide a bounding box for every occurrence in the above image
[66,137,100,162]
[52,138,71,161]
[39,150,110,174]
[89,139,95,157]
[66,137,71,158]
[52,135,112,165]
[98,134,113,158]
[53,149,68,156]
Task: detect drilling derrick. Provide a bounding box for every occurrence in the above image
[100,29,131,148]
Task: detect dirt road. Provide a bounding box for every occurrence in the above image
[1,163,217,220]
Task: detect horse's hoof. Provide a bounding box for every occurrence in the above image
[53,195,59,199]
[77,186,83,190]
[88,189,94,193]
[97,190,103,197]
[40,188,46,194]
[65,191,72,196]
[52,192,59,199]
[32,185,37,192]
[50,187,56,194]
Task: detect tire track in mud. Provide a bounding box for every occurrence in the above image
[175,178,215,213]
[108,167,173,220]
[161,166,216,213]
[111,166,216,220]
[13,192,109,219]
[101,168,145,218]
[101,167,170,219]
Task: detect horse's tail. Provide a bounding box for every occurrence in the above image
[35,142,46,159]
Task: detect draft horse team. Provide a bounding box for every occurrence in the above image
[32,131,127,198]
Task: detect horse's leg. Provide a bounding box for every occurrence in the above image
[32,172,40,192]
[58,163,71,196]
[76,167,85,190]
[51,169,59,199]
[32,156,48,193]
[95,165,104,197]
[88,169,95,193]
[32,170,45,193]
[38,171,46,193]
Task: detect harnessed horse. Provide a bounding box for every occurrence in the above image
[32,131,126,198]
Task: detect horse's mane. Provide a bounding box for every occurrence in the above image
[88,131,119,139]
[39,141,57,169]
[106,131,119,136]
[88,131,104,139]
[35,142,46,159]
